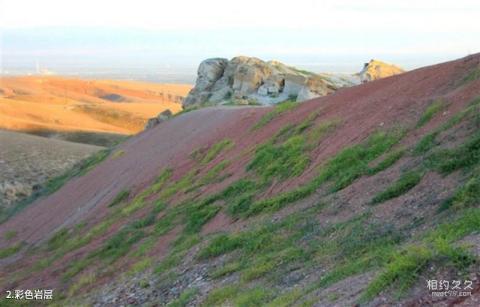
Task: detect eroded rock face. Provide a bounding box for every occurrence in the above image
[359,59,404,83]
[183,56,319,106]
[183,56,404,106]
[183,58,229,106]
[297,75,337,102]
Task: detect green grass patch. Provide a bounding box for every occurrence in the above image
[129,258,153,275]
[362,209,479,301]
[247,135,310,182]
[440,174,480,212]
[233,287,274,307]
[198,233,243,259]
[198,139,234,164]
[0,242,23,259]
[184,202,221,234]
[241,259,276,282]
[47,228,70,250]
[121,169,172,215]
[367,148,405,175]
[319,130,405,192]
[202,285,240,306]
[461,67,480,85]
[150,168,174,193]
[108,189,130,207]
[307,118,342,144]
[94,227,146,263]
[168,287,198,307]
[426,131,480,174]
[362,240,475,301]
[416,99,446,128]
[68,271,96,296]
[210,261,243,278]
[159,169,198,201]
[245,130,404,216]
[196,160,231,188]
[4,230,17,240]
[371,171,424,205]
[154,235,200,275]
[265,289,303,307]
[362,244,432,300]
[253,100,297,130]
[413,132,439,155]
[427,208,480,242]
[202,285,273,307]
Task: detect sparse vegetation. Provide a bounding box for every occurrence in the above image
[426,131,480,174]
[210,261,243,278]
[47,228,70,250]
[245,130,404,216]
[253,99,297,130]
[197,160,231,187]
[362,209,479,301]
[108,189,130,207]
[461,67,480,85]
[0,149,111,224]
[202,285,273,307]
[4,230,17,240]
[440,172,480,212]
[307,118,342,144]
[45,149,111,194]
[367,148,405,175]
[416,99,445,128]
[111,149,125,159]
[121,168,172,215]
[0,243,23,259]
[68,272,96,296]
[168,288,198,307]
[247,135,310,182]
[413,132,438,155]
[371,171,424,204]
[193,139,234,164]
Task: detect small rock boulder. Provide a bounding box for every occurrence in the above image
[183,58,228,106]
[144,109,173,130]
[359,59,404,83]
[296,76,337,102]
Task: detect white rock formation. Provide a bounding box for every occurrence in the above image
[183,56,404,107]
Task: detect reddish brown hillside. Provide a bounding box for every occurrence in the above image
[1,54,480,306]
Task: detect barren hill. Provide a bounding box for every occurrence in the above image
[1,54,480,306]
[0,129,102,220]
[0,76,191,140]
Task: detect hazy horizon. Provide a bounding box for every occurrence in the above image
[1,0,480,83]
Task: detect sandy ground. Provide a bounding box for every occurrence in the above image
[0,76,191,135]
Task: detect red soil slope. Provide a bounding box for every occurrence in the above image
[1,54,480,304]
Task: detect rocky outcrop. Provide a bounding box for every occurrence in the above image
[297,75,337,102]
[359,59,404,83]
[184,56,404,107]
[183,56,334,106]
[144,109,173,129]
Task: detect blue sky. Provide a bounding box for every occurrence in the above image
[1,0,480,79]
